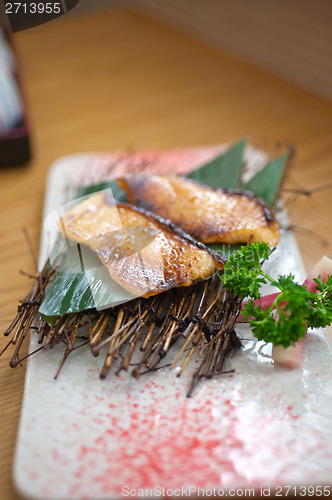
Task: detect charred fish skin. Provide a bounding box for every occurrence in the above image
[59,193,225,298]
[126,202,226,266]
[118,175,280,247]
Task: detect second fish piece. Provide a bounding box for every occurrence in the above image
[118,175,280,246]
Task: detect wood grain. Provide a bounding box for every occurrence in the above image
[0,8,331,499]
[134,0,332,101]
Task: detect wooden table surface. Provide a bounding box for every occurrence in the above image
[1,8,331,500]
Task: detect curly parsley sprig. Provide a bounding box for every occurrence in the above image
[222,242,332,348]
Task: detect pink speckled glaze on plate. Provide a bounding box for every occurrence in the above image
[14,147,332,500]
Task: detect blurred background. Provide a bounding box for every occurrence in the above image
[132,0,332,100]
[0,0,330,260]
[1,0,331,154]
[0,2,332,499]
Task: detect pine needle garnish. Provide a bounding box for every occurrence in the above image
[2,270,242,396]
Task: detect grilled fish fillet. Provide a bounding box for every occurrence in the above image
[118,175,280,246]
[59,192,225,298]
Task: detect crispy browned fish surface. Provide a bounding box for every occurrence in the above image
[59,192,225,298]
[118,175,280,246]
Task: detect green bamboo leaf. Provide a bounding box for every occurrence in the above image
[39,266,135,322]
[39,270,95,322]
[76,180,128,202]
[187,137,247,189]
[39,243,136,324]
[243,152,288,207]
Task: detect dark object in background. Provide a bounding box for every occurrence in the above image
[0,27,30,166]
[5,0,80,33]
[0,118,30,166]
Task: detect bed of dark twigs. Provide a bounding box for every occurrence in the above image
[1,261,242,396]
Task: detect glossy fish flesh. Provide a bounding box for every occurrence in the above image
[118,175,280,246]
[59,192,225,298]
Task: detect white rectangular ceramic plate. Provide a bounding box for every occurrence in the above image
[14,148,332,500]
